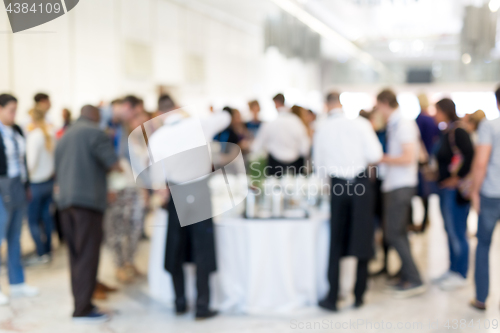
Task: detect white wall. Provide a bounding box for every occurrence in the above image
[0,0,321,126]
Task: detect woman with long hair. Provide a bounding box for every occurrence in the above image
[291,105,314,138]
[464,110,486,144]
[433,98,474,291]
[214,107,251,153]
[26,108,56,264]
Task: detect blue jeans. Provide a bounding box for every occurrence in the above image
[27,179,54,256]
[439,188,470,278]
[0,196,25,286]
[475,195,500,303]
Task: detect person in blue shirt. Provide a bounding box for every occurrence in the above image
[0,94,40,306]
[245,100,262,139]
[414,94,441,233]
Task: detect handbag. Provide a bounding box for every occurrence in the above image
[448,126,473,200]
[418,138,439,182]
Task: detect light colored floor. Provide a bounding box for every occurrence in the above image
[1,195,500,333]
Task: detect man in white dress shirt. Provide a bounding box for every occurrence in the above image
[252,93,310,176]
[376,89,425,298]
[146,97,231,320]
[314,92,383,311]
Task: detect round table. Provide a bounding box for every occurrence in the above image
[148,209,357,314]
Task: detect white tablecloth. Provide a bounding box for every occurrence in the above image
[148,209,357,314]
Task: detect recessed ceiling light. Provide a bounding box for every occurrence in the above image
[462,53,472,65]
[489,0,500,13]
[389,41,402,53]
[412,40,424,52]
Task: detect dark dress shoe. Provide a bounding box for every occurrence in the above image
[175,298,187,315]
[176,305,187,315]
[195,309,218,320]
[354,299,364,308]
[318,299,337,312]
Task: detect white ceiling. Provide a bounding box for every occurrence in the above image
[305,0,478,62]
[194,0,499,63]
[190,0,278,27]
[311,0,464,42]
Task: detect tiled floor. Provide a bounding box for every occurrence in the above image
[1,195,500,333]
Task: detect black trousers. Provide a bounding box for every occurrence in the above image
[60,207,103,317]
[324,176,374,305]
[374,178,390,268]
[167,199,213,312]
[54,207,65,242]
[171,267,210,311]
[267,154,305,177]
[326,258,369,304]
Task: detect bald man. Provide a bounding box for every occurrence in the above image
[55,105,119,323]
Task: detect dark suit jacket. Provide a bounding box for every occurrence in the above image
[55,118,118,212]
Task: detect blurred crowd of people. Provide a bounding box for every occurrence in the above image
[0,84,499,322]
